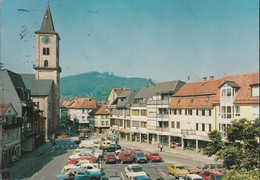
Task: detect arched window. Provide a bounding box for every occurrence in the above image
[47,48,50,55]
[43,48,46,55]
[44,60,48,67]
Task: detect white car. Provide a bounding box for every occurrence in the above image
[125,165,149,180]
[79,163,102,173]
[69,153,81,160]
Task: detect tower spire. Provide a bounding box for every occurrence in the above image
[35,2,55,34]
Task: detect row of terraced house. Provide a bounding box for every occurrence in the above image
[107,72,259,152]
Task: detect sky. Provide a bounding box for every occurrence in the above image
[1,0,259,83]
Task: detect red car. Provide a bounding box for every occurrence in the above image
[146,152,162,162]
[127,148,141,156]
[66,159,80,165]
[118,151,133,164]
[78,155,97,163]
[104,153,117,164]
[199,170,225,180]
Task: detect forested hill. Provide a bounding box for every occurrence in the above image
[60,72,151,101]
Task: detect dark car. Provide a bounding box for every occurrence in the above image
[102,144,121,152]
[133,152,148,163]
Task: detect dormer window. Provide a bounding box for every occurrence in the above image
[251,85,259,97]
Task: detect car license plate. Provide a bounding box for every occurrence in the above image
[110,159,113,161]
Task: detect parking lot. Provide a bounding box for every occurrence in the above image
[102,161,173,179]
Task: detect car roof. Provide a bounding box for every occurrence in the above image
[186,174,203,178]
[204,169,224,175]
[128,164,142,168]
[172,164,184,166]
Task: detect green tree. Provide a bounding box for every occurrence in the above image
[223,169,259,180]
[216,118,259,171]
[203,130,223,156]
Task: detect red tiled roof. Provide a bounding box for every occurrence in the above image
[170,95,215,109]
[0,103,11,117]
[68,97,97,109]
[213,72,259,104]
[173,79,222,97]
[89,105,110,115]
[60,99,71,108]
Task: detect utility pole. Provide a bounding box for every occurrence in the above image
[0,0,3,177]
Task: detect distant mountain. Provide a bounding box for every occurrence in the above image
[60,72,151,101]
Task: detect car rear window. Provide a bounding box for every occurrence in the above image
[152,153,159,156]
[124,154,132,157]
[108,155,115,157]
[216,175,224,180]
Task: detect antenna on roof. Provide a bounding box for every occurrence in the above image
[187,76,190,81]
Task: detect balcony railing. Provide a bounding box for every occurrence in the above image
[156,127,169,132]
[181,129,196,135]
[147,100,169,105]
[156,114,169,119]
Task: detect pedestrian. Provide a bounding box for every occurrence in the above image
[160,144,163,152]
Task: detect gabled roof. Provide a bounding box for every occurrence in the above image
[20,74,53,96]
[219,81,240,88]
[114,88,130,96]
[89,105,110,115]
[169,95,215,109]
[113,90,138,108]
[173,79,222,97]
[68,97,97,109]
[134,86,154,99]
[0,103,11,117]
[35,4,56,34]
[154,80,185,94]
[60,99,71,108]
[5,70,27,90]
[214,72,259,104]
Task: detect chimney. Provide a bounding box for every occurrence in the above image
[202,77,207,81]
[210,76,214,80]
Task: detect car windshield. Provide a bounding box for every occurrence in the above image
[124,154,132,157]
[194,178,204,180]
[216,175,224,180]
[131,167,143,172]
[108,155,115,157]
[176,166,185,170]
[152,153,159,156]
[137,153,144,157]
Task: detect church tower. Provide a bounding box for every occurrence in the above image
[34,2,61,138]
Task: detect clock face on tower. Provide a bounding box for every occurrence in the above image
[42,36,50,44]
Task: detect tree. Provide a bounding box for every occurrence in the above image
[203,130,223,157]
[223,169,259,180]
[216,118,259,171]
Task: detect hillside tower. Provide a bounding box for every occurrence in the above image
[34,2,61,138]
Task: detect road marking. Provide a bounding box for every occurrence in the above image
[61,145,64,147]
[121,172,125,180]
[70,145,73,147]
[40,176,45,180]
[57,145,60,148]
[160,171,166,176]
[66,145,69,147]
[50,151,54,153]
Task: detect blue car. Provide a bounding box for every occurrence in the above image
[57,167,102,180]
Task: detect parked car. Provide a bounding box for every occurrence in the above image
[145,152,162,162]
[102,144,122,152]
[168,164,190,178]
[133,152,148,163]
[78,155,97,163]
[157,176,177,180]
[133,176,151,180]
[119,151,133,164]
[180,174,204,180]
[125,164,149,180]
[104,153,117,164]
[56,167,102,180]
[188,163,226,174]
[199,170,224,180]
[100,140,113,148]
[127,148,142,155]
[108,176,121,180]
